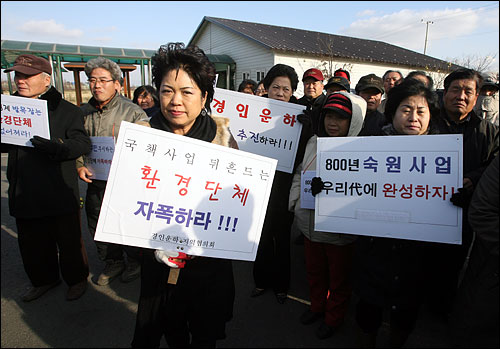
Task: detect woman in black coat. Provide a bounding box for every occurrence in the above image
[131,43,236,348]
[352,79,441,348]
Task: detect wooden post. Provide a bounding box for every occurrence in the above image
[73,69,82,106]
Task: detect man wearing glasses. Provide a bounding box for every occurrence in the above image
[77,57,148,287]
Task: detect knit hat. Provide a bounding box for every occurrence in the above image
[322,92,352,119]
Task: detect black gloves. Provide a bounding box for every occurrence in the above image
[297,109,312,129]
[30,136,66,156]
[311,177,325,196]
[450,187,473,208]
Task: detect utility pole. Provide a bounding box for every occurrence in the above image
[421,19,434,55]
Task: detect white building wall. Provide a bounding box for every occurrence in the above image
[192,23,274,90]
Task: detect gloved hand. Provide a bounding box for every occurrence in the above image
[154,249,193,269]
[450,187,473,208]
[297,109,312,129]
[311,177,325,196]
[30,136,65,155]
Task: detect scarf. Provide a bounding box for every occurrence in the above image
[149,108,217,142]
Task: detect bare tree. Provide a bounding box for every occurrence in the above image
[316,34,355,79]
[447,53,498,73]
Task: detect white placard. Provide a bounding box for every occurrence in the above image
[315,134,463,244]
[211,88,304,173]
[1,94,50,147]
[94,121,277,261]
[84,137,115,181]
[300,170,316,210]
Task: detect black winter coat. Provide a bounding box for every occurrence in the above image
[4,87,91,218]
[434,110,498,187]
[352,125,433,310]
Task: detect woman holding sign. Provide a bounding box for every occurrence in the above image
[352,78,440,347]
[131,43,238,348]
[251,64,306,304]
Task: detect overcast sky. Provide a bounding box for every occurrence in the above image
[2,1,499,84]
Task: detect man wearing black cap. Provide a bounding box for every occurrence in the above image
[355,73,388,135]
[325,75,350,96]
[2,54,91,302]
[298,68,327,134]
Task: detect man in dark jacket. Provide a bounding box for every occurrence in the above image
[3,54,91,302]
[356,74,389,135]
[298,68,327,134]
[426,68,499,318]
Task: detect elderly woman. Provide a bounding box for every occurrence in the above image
[352,78,440,348]
[131,43,237,348]
[132,85,160,118]
[252,64,313,304]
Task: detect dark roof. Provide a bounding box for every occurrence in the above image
[192,17,460,71]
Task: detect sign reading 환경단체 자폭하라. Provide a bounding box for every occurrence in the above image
[1,94,50,147]
[94,121,277,261]
[211,88,304,174]
[314,134,463,245]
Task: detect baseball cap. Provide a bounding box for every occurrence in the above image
[325,76,350,91]
[302,68,324,81]
[4,54,52,75]
[355,74,384,94]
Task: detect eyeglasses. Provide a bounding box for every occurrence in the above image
[88,78,115,85]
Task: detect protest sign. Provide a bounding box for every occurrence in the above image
[211,88,303,173]
[1,94,50,147]
[300,170,315,210]
[84,137,115,181]
[314,134,463,244]
[94,121,277,261]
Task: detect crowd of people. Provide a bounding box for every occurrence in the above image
[2,43,498,348]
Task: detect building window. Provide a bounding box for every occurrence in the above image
[242,72,250,80]
[256,70,266,82]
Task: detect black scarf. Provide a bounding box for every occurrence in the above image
[149,109,217,142]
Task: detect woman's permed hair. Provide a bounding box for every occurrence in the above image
[262,64,299,91]
[151,42,216,113]
[132,85,160,107]
[384,78,440,124]
[84,57,122,81]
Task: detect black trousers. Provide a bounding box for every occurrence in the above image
[252,208,293,293]
[355,299,420,333]
[85,180,141,262]
[16,211,89,287]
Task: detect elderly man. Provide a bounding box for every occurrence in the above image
[298,68,327,134]
[2,54,91,302]
[77,57,148,286]
[378,70,404,113]
[426,68,499,319]
[355,74,388,135]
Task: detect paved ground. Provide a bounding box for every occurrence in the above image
[1,153,460,348]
